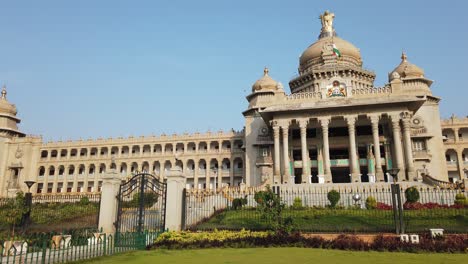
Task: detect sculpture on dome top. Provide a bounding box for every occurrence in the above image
[319,10,335,33]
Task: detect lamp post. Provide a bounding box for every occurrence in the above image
[387,168,400,183]
[211,167,218,191]
[23,181,36,228]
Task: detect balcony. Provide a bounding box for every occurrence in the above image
[413,150,432,160]
[256,156,273,165]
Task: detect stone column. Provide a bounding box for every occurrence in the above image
[318,117,332,183]
[165,168,186,231]
[369,114,384,181]
[390,114,405,180]
[217,159,222,188]
[280,120,291,184]
[299,118,310,183]
[454,128,460,142]
[457,151,464,180]
[272,124,281,184]
[229,161,234,186]
[345,115,361,182]
[401,113,416,180]
[98,170,121,234]
[205,164,210,190]
[194,160,199,189]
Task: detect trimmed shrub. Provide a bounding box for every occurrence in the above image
[454,193,467,206]
[365,196,377,209]
[327,190,340,208]
[79,196,90,206]
[405,187,420,203]
[291,197,303,210]
[232,196,247,210]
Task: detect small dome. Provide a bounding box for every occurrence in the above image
[0,85,17,115]
[390,52,424,79]
[252,68,278,92]
[299,36,362,70]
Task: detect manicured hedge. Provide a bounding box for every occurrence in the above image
[150,230,468,253]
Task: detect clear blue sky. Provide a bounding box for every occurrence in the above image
[1,0,467,141]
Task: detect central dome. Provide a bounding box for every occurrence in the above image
[299,36,362,69]
[297,11,363,73]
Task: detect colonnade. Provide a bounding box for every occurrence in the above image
[271,112,416,184]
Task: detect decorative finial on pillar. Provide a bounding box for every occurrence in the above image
[401,51,408,62]
[264,67,269,76]
[1,85,6,100]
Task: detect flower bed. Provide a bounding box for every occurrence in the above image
[150,230,468,253]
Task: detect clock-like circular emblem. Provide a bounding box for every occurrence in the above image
[260,127,269,135]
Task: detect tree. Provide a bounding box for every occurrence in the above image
[254,186,293,234]
[4,192,28,239]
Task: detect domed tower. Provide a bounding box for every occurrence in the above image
[388,52,433,95]
[243,68,283,186]
[289,11,376,94]
[0,85,25,138]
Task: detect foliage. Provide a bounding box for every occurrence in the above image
[375,202,393,210]
[79,196,90,206]
[254,186,293,234]
[191,207,467,233]
[405,187,420,203]
[365,196,377,209]
[232,196,247,210]
[1,192,28,237]
[291,197,303,210]
[454,193,467,206]
[150,231,468,253]
[403,202,465,210]
[327,190,340,208]
[126,192,159,208]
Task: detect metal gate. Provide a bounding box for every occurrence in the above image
[115,173,166,248]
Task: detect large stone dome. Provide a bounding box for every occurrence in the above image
[299,36,362,68]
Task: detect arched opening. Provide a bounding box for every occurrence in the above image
[199,142,207,152]
[38,166,45,177]
[175,143,184,154]
[210,141,219,151]
[131,145,140,155]
[164,161,172,175]
[89,164,96,175]
[79,148,88,157]
[58,165,65,176]
[120,163,127,175]
[175,160,183,171]
[153,144,162,154]
[187,142,196,153]
[442,128,456,142]
[101,147,109,157]
[70,149,78,158]
[142,161,150,173]
[51,150,58,158]
[153,161,161,176]
[130,162,138,173]
[60,149,67,158]
[221,140,231,151]
[186,159,195,176]
[99,163,106,174]
[142,145,151,155]
[40,150,48,159]
[111,146,119,156]
[90,147,98,157]
[48,166,55,176]
[78,164,85,175]
[164,144,173,154]
[121,146,130,156]
[68,165,75,175]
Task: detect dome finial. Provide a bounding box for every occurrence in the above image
[401,51,407,62]
[1,85,6,100]
[264,67,269,76]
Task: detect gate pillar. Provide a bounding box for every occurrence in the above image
[98,170,121,234]
[165,168,186,231]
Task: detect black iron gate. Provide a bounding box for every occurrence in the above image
[115,173,166,248]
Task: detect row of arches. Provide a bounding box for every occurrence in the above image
[37,157,244,178]
[40,140,244,159]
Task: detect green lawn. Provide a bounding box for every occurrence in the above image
[76,248,468,264]
[193,208,468,233]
